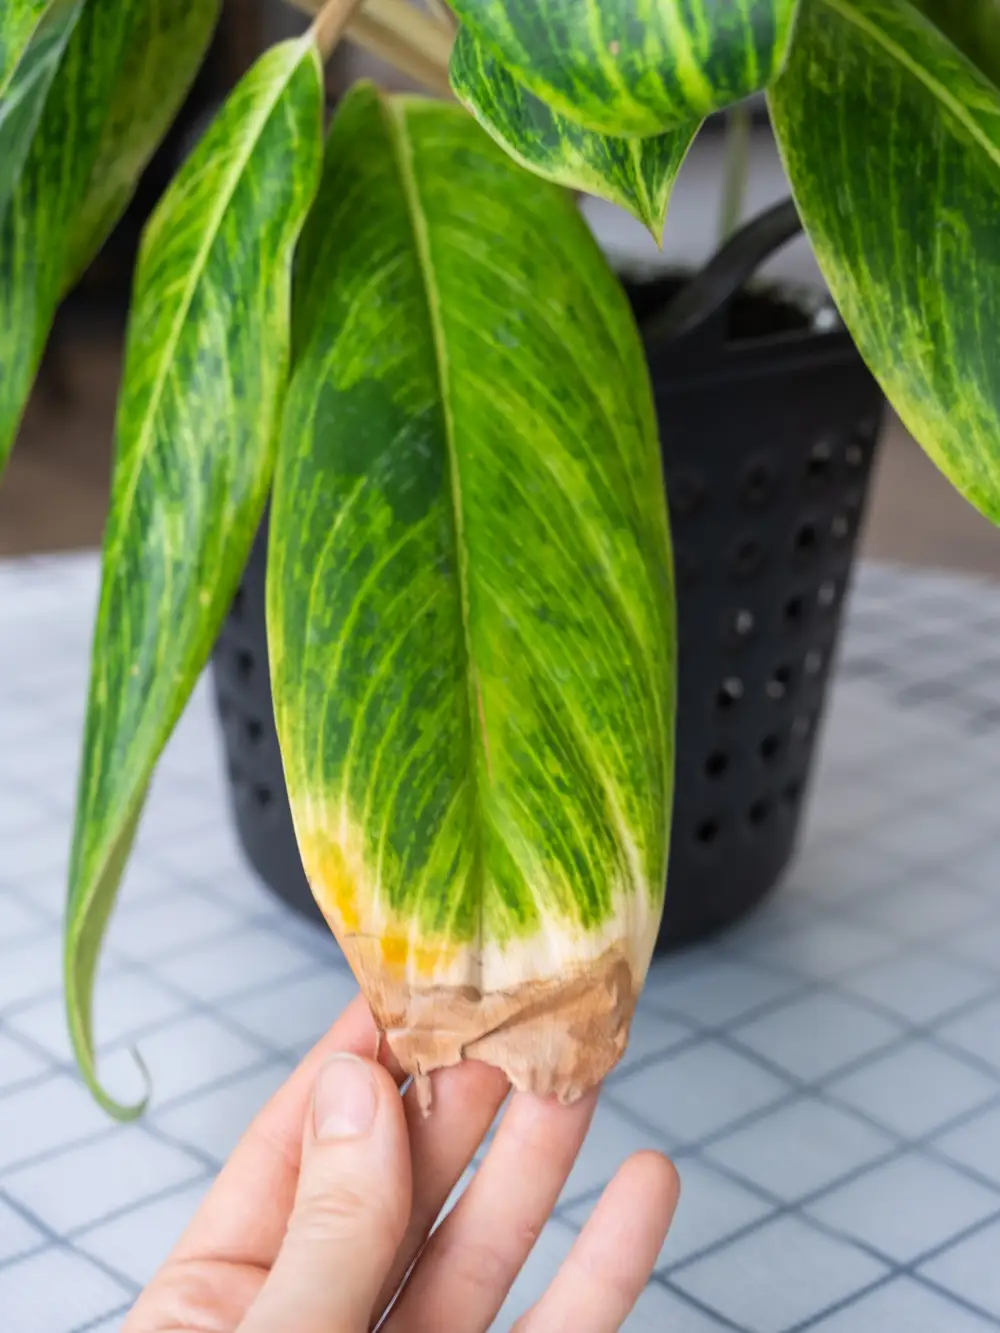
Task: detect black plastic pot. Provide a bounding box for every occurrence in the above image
[212,200,884,954]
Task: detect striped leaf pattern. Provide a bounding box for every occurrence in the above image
[770,0,1000,524]
[269,86,675,1102]
[65,0,222,289]
[66,36,323,1118]
[0,0,57,95]
[0,0,135,473]
[0,0,82,220]
[451,26,697,237]
[447,0,800,136]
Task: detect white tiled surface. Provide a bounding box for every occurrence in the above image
[4,553,1000,1332]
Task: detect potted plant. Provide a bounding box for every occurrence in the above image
[0,0,995,1118]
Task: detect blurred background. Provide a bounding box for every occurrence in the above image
[3,0,998,577]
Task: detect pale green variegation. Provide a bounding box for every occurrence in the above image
[64,0,222,288]
[0,0,58,95]
[450,26,697,237]
[770,0,1000,524]
[447,0,800,136]
[0,0,136,474]
[66,36,323,1118]
[268,86,675,1099]
[0,0,82,219]
[0,1,220,477]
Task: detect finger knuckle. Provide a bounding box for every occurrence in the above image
[290,1180,371,1242]
[433,1229,512,1295]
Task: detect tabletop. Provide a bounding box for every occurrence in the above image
[3,553,1000,1333]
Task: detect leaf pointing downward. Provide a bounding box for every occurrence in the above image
[450,27,697,239]
[66,36,323,1119]
[269,86,675,1102]
[769,0,1000,524]
[64,0,222,289]
[0,1,82,220]
[0,0,135,475]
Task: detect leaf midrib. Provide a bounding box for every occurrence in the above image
[383,96,487,975]
[822,0,1000,173]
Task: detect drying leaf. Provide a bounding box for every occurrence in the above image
[269,86,676,1104]
[447,0,799,136]
[770,0,1000,523]
[450,26,697,239]
[66,36,323,1118]
[65,0,223,287]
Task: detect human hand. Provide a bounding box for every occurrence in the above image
[125,993,679,1332]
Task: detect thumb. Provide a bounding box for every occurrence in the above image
[241,1053,411,1333]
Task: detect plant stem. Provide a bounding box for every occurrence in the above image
[293,0,454,92]
[313,0,366,58]
[718,99,751,246]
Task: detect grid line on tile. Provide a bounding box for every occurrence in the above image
[8,554,1000,1331]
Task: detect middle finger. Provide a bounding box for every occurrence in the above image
[383,1087,598,1333]
[375,1059,510,1316]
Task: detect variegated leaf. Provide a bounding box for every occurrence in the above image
[770,0,1000,524]
[0,0,82,219]
[0,0,57,96]
[65,0,222,288]
[450,26,697,238]
[269,86,676,1102]
[66,36,323,1118]
[447,0,800,136]
[0,0,135,474]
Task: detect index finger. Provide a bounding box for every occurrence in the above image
[171,991,404,1271]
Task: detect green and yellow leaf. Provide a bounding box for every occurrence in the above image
[450,26,697,239]
[0,0,136,475]
[66,36,324,1118]
[0,0,59,96]
[770,0,1000,524]
[269,86,676,1103]
[0,0,82,219]
[65,0,223,288]
[447,0,800,137]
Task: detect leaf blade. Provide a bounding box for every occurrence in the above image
[64,0,223,288]
[0,0,137,475]
[450,26,697,238]
[269,87,676,1100]
[66,36,324,1117]
[769,0,1000,522]
[447,0,800,137]
[0,1,82,219]
[0,0,58,96]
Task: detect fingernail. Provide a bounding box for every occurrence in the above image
[313,1054,378,1140]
